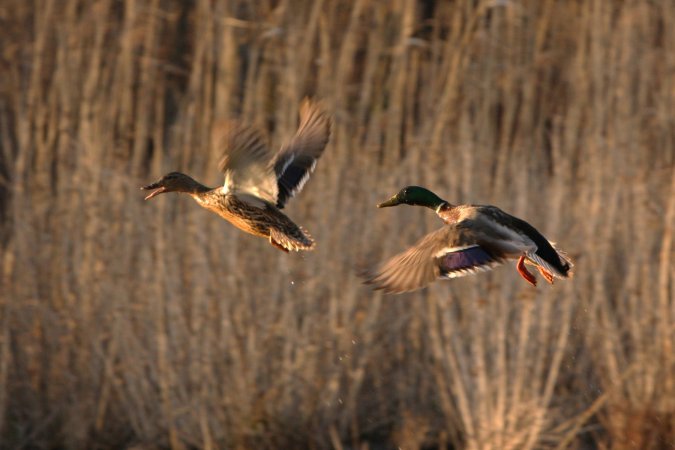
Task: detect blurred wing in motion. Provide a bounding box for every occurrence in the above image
[364,225,505,294]
[273,99,331,208]
[214,121,278,203]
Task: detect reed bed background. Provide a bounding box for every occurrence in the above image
[1,0,673,448]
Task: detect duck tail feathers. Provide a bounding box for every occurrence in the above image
[528,242,574,279]
[270,226,315,252]
[552,243,574,278]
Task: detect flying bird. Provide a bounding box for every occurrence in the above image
[364,186,573,293]
[141,99,331,252]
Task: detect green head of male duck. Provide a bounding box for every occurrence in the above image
[141,172,207,200]
[377,186,447,210]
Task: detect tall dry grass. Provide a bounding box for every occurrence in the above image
[0,0,673,448]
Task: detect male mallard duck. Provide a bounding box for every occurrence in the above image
[364,186,573,293]
[141,99,331,252]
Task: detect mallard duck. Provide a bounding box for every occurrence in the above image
[141,99,331,252]
[364,186,573,293]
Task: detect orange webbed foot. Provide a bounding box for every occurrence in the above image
[537,266,555,284]
[517,256,537,287]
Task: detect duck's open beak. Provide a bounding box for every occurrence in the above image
[141,182,166,200]
[377,196,400,208]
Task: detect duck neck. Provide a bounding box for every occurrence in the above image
[414,193,449,212]
[185,179,212,196]
[406,188,448,211]
[193,183,212,194]
[434,201,453,213]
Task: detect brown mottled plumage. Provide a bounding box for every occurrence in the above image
[141,99,330,252]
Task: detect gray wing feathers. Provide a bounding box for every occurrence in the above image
[365,225,508,293]
[364,228,454,294]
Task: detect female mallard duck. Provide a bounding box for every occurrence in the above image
[364,186,573,293]
[141,99,331,252]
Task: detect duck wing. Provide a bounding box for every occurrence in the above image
[214,121,278,203]
[272,99,331,208]
[364,225,506,294]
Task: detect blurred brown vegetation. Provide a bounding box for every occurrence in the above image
[0,0,674,449]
